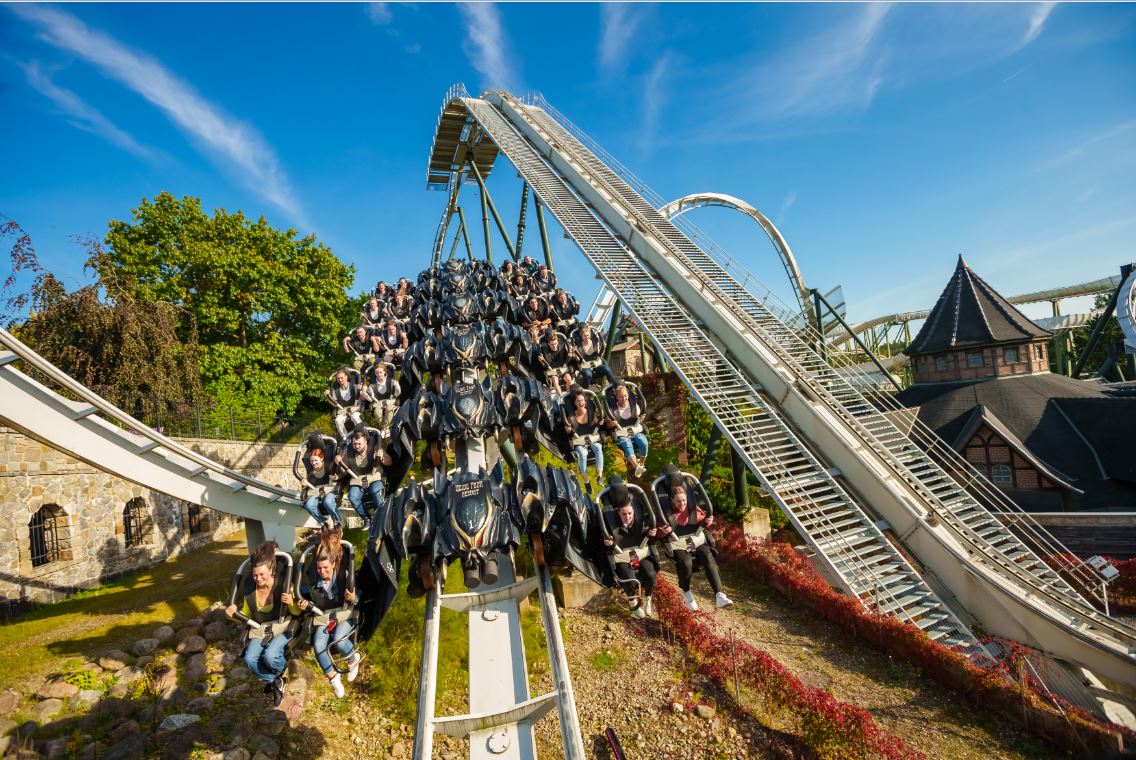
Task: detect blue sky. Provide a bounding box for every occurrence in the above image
[2,2,1134,325]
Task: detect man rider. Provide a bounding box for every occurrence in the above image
[335,427,392,527]
[325,367,364,440]
[573,325,617,388]
[362,363,401,438]
[343,326,378,371]
[538,331,577,396]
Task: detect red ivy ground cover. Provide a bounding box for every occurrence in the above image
[717,525,1127,757]
[1042,552,1136,615]
[652,578,919,759]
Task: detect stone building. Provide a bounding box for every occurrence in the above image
[0,427,298,605]
[896,258,1136,548]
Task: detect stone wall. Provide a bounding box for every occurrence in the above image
[0,428,299,604]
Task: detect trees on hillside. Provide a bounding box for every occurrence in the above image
[100,193,356,413]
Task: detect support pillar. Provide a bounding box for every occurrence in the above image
[456,207,475,262]
[245,518,296,553]
[477,178,493,265]
[604,300,622,364]
[469,160,518,261]
[515,183,529,259]
[535,195,554,271]
[700,425,723,486]
[731,447,750,513]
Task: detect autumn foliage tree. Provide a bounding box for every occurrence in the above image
[99,193,356,414]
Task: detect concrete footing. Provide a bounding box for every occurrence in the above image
[744,507,771,542]
[552,571,602,608]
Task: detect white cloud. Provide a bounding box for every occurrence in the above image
[640,51,672,154]
[599,5,646,74]
[741,5,893,123]
[19,60,161,163]
[457,3,519,94]
[1023,2,1056,46]
[367,3,393,25]
[1037,120,1136,172]
[9,4,307,226]
[777,191,798,225]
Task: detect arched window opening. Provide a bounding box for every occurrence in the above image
[29,505,71,567]
[123,498,153,548]
[991,464,1013,486]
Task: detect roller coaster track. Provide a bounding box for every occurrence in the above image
[430,88,1136,691]
[0,327,309,546]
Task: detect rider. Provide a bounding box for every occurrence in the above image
[336,427,392,527]
[520,295,551,340]
[294,431,342,527]
[325,366,364,441]
[605,381,649,478]
[360,297,384,329]
[658,485,732,610]
[296,525,363,698]
[343,325,378,371]
[538,331,577,396]
[572,324,616,388]
[533,264,557,294]
[362,362,401,438]
[564,386,603,486]
[603,479,658,618]
[377,319,409,366]
[519,254,540,274]
[549,289,578,332]
[225,540,300,706]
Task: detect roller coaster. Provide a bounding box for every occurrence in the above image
[3,86,1136,758]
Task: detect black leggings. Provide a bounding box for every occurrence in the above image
[672,545,723,594]
[614,557,657,596]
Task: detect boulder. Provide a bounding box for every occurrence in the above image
[221,750,250,760]
[98,651,134,672]
[134,656,154,670]
[31,698,63,722]
[694,704,717,720]
[72,690,102,709]
[285,660,318,684]
[76,743,104,760]
[184,653,208,682]
[108,719,141,746]
[103,734,147,760]
[36,681,78,700]
[131,638,160,658]
[249,734,280,759]
[258,711,288,736]
[185,696,214,715]
[135,704,165,726]
[157,713,201,735]
[0,690,21,716]
[203,621,229,643]
[152,626,176,645]
[93,697,136,720]
[159,687,189,710]
[116,666,144,686]
[206,676,227,695]
[153,666,178,694]
[176,635,207,655]
[42,737,68,760]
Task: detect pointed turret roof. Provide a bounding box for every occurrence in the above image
[906,256,1051,356]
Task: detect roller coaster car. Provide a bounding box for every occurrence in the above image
[383,387,443,490]
[484,317,522,363]
[651,467,717,557]
[410,299,444,340]
[441,322,488,371]
[602,381,649,436]
[226,550,303,652]
[596,480,659,592]
[402,331,445,391]
[434,462,519,589]
[548,388,605,466]
[439,375,502,443]
[295,539,362,673]
[494,372,553,455]
[513,457,606,584]
[442,290,482,325]
[478,289,510,322]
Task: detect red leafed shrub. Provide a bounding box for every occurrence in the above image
[653,578,919,759]
[1042,553,1136,614]
[719,526,1128,755]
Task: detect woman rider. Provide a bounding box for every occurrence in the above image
[296,525,363,698]
[564,387,603,487]
[603,481,659,618]
[225,540,300,706]
[658,488,732,610]
[295,431,341,527]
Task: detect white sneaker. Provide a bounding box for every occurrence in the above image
[683,591,698,611]
[644,596,654,617]
[634,463,646,478]
[328,673,345,698]
[715,592,733,609]
[323,515,333,530]
[632,604,646,619]
[346,652,362,683]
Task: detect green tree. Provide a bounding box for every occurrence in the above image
[100,193,356,413]
[3,218,202,407]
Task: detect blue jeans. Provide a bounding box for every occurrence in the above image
[311,618,356,675]
[580,364,616,388]
[243,630,292,683]
[347,481,384,521]
[302,493,341,525]
[573,443,604,478]
[616,433,648,462]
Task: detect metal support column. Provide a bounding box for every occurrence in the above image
[731,446,750,513]
[700,425,723,486]
[477,176,493,265]
[534,195,554,272]
[469,160,518,261]
[811,289,829,364]
[515,183,529,259]
[456,207,475,262]
[1072,264,1133,378]
[604,299,622,364]
[413,587,442,759]
[447,220,465,261]
[638,331,647,375]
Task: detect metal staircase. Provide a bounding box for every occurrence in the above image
[457,96,978,648]
[584,284,619,330]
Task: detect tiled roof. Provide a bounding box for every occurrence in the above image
[906,256,1051,356]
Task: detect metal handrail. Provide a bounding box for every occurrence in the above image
[0,326,299,503]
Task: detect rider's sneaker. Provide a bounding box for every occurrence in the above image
[632,604,646,619]
[346,652,363,683]
[328,673,345,698]
[683,591,698,611]
[634,463,646,478]
[644,596,654,617]
[715,592,734,609]
[323,515,333,530]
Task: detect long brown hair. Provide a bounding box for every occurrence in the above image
[315,524,343,568]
